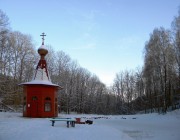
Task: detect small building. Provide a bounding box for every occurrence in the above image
[20,33,62,117]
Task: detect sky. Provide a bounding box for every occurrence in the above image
[0,0,180,86]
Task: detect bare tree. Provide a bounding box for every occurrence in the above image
[143,27,175,113]
[0,9,9,76]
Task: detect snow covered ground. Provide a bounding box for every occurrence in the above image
[0,110,180,140]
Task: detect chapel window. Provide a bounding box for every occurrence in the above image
[45,103,51,112]
[45,97,51,112]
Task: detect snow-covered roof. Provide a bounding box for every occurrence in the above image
[19,80,60,87]
[19,37,61,88]
[35,67,50,81]
[19,58,60,87]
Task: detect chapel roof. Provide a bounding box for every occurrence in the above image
[19,33,61,88]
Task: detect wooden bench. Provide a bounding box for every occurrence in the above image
[49,118,76,128]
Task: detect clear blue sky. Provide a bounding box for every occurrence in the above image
[1,0,179,86]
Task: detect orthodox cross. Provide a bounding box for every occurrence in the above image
[40,32,46,45]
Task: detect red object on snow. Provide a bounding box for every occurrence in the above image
[76,118,81,123]
[75,118,86,124]
[19,33,62,118]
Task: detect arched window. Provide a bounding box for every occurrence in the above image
[45,97,51,101]
[45,97,51,112]
[45,103,51,112]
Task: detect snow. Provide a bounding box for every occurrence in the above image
[0,110,180,140]
[34,68,49,81]
[19,67,60,87]
[38,45,48,51]
[19,80,60,87]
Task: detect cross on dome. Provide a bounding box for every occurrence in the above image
[38,32,48,59]
[35,32,49,81]
[40,32,46,45]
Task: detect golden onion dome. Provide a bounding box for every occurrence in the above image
[38,45,48,57]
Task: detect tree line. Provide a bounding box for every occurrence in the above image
[0,9,180,114]
[113,9,180,114]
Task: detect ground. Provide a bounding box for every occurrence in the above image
[0,110,180,140]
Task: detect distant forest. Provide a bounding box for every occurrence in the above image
[0,8,180,114]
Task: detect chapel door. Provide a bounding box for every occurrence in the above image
[31,96,38,117]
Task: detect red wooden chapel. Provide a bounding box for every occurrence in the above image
[20,33,62,118]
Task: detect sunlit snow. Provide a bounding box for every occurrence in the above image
[0,110,180,140]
